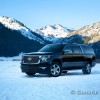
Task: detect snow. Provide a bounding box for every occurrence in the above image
[35,24,75,43]
[0,16,45,44]
[39,24,71,38]
[0,54,22,61]
[0,61,100,100]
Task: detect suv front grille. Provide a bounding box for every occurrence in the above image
[22,55,40,64]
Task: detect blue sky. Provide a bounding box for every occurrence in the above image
[0,0,100,30]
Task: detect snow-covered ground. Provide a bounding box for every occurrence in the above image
[0,55,21,61]
[0,61,100,100]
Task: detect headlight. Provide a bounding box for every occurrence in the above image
[40,55,50,63]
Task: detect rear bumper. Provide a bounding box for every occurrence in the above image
[20,63,51,74]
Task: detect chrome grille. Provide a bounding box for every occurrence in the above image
[23,55,40,64]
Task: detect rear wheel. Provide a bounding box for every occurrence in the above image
[49,62,62,77]
[82,63,92,74]
[26,72,36,76]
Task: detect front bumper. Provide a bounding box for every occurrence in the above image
[91,60,96,67]
[20,63,51,74]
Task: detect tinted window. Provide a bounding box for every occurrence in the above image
[81,46,94,54]
[63,45,72,53]
[39,44,65,53]
[71,46,82,53]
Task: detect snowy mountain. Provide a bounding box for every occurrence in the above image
[68,22,100,44]
[0,16,46,57]
[35,24,74,42]
[0,16,45,44]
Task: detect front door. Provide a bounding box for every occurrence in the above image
[62,45,73,68]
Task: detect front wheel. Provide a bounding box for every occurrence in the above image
[49,62,62,77]
[82,63,92,74]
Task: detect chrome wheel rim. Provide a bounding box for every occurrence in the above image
[86,64,91,73]
[51,64,60,76]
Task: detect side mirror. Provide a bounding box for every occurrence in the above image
[63,50,71,54]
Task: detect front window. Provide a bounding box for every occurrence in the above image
[39,44,65,53]
[63,45,72,53]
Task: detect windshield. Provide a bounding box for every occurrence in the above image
[39,44,65,53]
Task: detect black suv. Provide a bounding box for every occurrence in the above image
[20,43,96,77]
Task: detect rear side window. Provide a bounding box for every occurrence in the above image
[81,46,94,54]
[71,46,82,54]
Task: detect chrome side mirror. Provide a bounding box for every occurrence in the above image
[64,50,71,54]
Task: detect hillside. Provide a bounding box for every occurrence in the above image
[68,22,100,44]
[67,22,100,58]
[0,16,46,57]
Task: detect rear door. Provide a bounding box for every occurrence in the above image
[71,45,85,67]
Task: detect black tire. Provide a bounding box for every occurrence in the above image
[26,72,36,76]
[82,63,92,74]
[49,62,62,77]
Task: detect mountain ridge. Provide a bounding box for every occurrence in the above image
[35,24,75,43]
[0,16,100,58]
[0,16,46,44]
[68,22,100,44]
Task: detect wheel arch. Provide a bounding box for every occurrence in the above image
[52,59,62,66]
[86,58,93,66]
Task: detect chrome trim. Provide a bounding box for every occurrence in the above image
[23,55,41,57]
[80,46,84,54]
[22,55,41,64]
[22,59,40,64]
